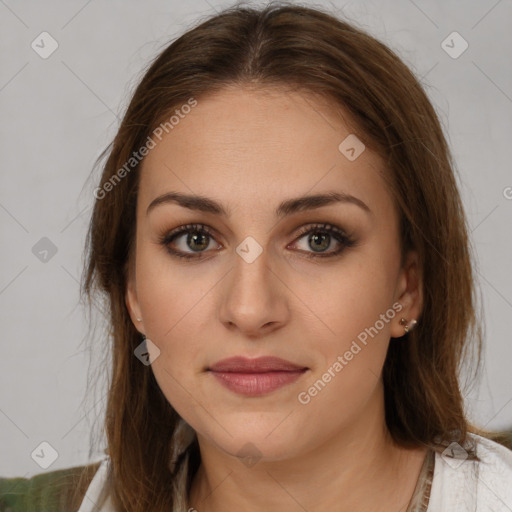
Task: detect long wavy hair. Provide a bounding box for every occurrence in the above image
[78,2,503,511]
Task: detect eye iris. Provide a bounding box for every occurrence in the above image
[188,231,209,251]
[309,232,330,252]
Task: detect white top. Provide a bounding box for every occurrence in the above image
[77,456,115,512]
[428,433,512,510]
[78,433,512,511]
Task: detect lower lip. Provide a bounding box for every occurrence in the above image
[209,370,307,396]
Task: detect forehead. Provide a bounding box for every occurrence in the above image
[138,86,395,223]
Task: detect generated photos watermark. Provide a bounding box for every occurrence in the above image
[297,301,404,405]
[94,97,198,200]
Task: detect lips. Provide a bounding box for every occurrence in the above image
[207,356,308,396]
[207,356,307,373]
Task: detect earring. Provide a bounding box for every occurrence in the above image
[136,317,142,322]
[399,318,418,333]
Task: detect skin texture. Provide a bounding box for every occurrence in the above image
[125,86,426,512]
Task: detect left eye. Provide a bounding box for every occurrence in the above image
[289,223,355,258]
[160,222,355,260]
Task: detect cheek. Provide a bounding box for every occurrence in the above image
[291,249,398,339]
[293,270,395,429]
[135,240,217,338]
[133,246,219,405]
[290,248,399,393]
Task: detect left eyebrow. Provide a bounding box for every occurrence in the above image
[146,191,372,217]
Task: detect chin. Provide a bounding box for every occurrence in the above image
[197,420,306,464]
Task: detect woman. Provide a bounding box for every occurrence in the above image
[2,2,511,512]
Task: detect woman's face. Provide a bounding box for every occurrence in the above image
[126,86,422,461]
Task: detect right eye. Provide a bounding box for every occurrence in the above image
[159,223,222,260]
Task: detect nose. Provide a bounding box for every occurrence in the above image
[218,245,290,339]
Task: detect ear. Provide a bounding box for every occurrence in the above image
[125,266,145,335]
[390,249,423,338]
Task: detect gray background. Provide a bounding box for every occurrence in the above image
[1,0,511,478]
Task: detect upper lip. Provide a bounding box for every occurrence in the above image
[207,356,307,373]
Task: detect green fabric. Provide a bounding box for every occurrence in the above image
[0,462,100,512]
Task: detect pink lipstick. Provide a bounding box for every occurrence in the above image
[207,356,308,396]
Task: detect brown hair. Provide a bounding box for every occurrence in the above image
[80,2,499,510]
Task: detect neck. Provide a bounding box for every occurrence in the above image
[188,384,427,512]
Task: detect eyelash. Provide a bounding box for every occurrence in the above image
[158,222,356,261]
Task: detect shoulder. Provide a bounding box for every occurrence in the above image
[428,432,512,511]
[0,458,104,512]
